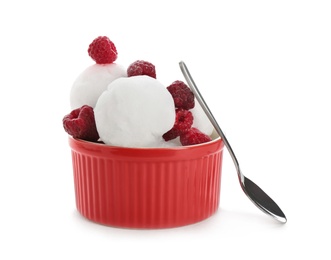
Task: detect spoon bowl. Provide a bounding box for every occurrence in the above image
[179,61,287,223]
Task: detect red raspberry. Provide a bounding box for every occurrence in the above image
[167,80,195,110]
[88,36,118,64]
[63,105,99,142]
[127,60,156,78]
[162,109,193,141]
[180,127,212,146]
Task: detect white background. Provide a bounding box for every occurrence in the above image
[1,0,330,259]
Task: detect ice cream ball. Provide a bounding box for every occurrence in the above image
[191,101,214,136]
[70,63,127,109]
[94,76,176,147]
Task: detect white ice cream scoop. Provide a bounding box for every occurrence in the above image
[94,75,176,147]
[70,63,127,109]
[191,101,214,136]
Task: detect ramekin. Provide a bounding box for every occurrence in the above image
[69,136,224,228]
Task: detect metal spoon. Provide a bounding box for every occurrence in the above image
[179,61,287,223]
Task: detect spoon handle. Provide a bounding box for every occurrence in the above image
[179,61,287,223]
[179,62,241,176]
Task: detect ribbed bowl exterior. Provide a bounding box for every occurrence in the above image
[69,137,224,228]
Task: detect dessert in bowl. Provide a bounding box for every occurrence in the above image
[63,36,224,228]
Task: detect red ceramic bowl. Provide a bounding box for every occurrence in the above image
[68,136,224,228]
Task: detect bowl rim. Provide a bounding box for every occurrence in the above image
[68,135,222,151]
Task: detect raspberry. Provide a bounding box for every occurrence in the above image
[180,127,212,146]
[127,60,156,78]
[63,105,99,142]
[88,36,118,64]
[162,109,193,141]
[167,80,195,110]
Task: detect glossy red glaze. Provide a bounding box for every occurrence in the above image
[69,137,224,228]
